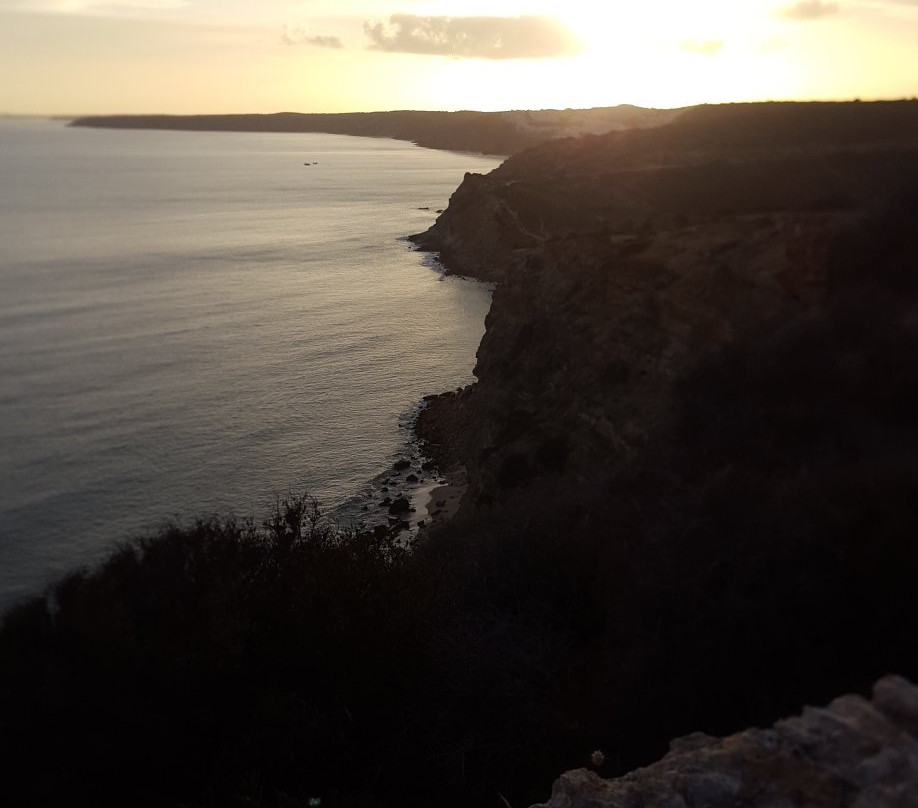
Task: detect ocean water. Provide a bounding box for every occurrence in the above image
[0,119,501,609]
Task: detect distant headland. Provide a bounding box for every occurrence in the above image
[69,106,683,156]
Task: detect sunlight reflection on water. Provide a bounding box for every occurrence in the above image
[0,121,501,607]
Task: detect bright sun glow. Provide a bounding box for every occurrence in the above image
[411,0,797,112]
[1,0,917,114]
[551,0,781,107]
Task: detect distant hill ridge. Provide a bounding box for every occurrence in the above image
[69,106,682,155]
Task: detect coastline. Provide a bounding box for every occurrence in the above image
[6,101,918,808]
[68,106,686,160]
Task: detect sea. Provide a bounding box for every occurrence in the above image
[0,119,501,610]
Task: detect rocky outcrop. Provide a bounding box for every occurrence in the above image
[532,675,918,808]
[413,101,918,505]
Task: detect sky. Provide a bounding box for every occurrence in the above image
[1,0,917,115]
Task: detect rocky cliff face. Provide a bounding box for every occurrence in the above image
[413,101,918,505]
[533,675,918,808]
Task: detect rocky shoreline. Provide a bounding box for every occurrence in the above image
[339,399,471,535]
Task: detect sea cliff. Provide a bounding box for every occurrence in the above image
[413,100,918,507]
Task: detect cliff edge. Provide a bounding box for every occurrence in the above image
[534,674,918,808]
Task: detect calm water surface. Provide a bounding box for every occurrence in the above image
[0,120,500,607]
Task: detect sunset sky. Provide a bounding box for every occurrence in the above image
[1,0,917,115]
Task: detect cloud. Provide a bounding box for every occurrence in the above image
[779,1,841,20]
[363,14,583,59]
[679,39,724,55]
[282,25,343,49]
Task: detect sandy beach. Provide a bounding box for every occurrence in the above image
[419,466,467,528]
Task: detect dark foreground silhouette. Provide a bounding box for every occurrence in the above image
[3,285,917,806]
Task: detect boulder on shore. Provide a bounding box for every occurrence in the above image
[388,497,411,515]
